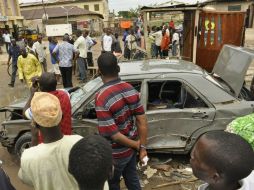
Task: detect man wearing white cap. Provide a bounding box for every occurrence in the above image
[18,92,82,190]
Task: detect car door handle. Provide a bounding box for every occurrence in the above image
[192,112,208,119]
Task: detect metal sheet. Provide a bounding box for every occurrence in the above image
[213,45,254,97]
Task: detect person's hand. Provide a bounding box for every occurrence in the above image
[139,148,147,164]
[31,76,40,84]
[30,85,39,95]
[135,140,140,151]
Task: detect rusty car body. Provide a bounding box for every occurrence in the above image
[1,45,254,156]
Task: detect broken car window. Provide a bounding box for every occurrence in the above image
[147,81,208,110]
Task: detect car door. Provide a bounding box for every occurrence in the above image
[144,78,216,152]
[72,80,144,137]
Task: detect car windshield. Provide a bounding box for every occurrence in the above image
[70,77,102,106]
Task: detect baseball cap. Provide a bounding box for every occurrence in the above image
[25,92,62,128]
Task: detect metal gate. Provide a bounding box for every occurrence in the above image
[196,11,246,72]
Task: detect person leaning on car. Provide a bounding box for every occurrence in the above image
[23,72,72,145]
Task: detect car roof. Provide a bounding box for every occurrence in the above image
[119,59,205,76]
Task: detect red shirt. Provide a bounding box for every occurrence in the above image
[38,90,72,143]
[95,79,145,159]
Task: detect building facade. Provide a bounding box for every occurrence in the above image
[20,0,109,27]
[0,0,24,34]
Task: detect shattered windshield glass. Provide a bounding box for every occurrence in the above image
[70,77,102,106]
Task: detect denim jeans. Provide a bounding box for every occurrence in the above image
[109,152,141,190]
[172,44,178,56]
[155,45,162,58]
[10,61,17,85]
[77,57,87,81]
[151,43,156,58]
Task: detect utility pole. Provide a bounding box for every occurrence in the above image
[61,6,74,24]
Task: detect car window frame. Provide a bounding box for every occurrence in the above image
[74,79,144,120]
[144,78,214,111]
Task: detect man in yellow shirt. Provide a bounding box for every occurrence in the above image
[18,48,42,87]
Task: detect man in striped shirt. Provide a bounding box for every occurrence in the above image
[95,53,148,190]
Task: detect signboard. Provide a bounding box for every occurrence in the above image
[46,24,72,37]
[0,16,8,22]
[77,21,89,30]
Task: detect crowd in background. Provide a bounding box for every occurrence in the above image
[5,29,97,89]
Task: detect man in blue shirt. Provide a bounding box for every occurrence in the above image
[53,34,77,88]
[48,37,61,83]
[7,39,20,87]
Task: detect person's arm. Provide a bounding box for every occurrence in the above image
[32,43,38,59]
[7,51,11,65]
[101,36,104,51]
[18,159,33,186]
[96,100,140,150]
[17,57,24,83]
[33,56,42,77]
[52,45,59,63]
[111,132,140,150]
[136,114,148,162]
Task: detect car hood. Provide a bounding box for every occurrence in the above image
[213,45,254,97]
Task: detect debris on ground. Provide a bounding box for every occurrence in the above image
[137,156,201,189]
[143,166,157,179]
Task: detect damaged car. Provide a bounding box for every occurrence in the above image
[1,45,254,157]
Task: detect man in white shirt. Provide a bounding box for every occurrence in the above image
[74,30,87,83]
[18,92,83,190]
[172,29,179,56]
[2,31,11,53]
[83,30,96,67]
[32,34,47,72]
[152,27,162,58]
[190,131,254,190]
[102,28,113,53]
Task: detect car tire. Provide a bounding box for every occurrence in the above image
[15,132,32,158]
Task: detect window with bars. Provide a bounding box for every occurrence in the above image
[94,4,99,11]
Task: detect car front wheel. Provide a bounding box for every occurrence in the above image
[15,132,32,158]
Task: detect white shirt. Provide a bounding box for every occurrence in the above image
[86,35,94,53]
[103,35,113,52]
[3,33,11,43]
[198,171,254,190]
[18,135,83,190]
[32,41,47,62]
[126,34,137,50]
[74,36,87,58]
[172,32,180,44]
[152,31,162,46]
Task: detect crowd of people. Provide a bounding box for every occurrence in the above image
[1,26,254,190]
[5,30,97,89]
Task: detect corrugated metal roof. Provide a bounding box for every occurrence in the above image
[21,6,104,20]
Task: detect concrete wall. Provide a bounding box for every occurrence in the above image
[204,1,251,12]
[0,0,24,30]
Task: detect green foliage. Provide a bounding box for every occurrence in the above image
[118,6,141,18]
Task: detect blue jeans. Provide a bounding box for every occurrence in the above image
[10,61,17,85]
[109,152,141,190]
[172,43,178,56]
[77,57,87,81]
